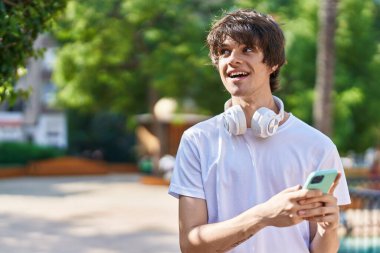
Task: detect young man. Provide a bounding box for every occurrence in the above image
[169,9,350,253]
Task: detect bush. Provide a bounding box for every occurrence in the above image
[0,142,65,166]
[67,110,137,163]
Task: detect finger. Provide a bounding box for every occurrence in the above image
[297,201,323,210]
[328,172,341,195]
[282,184,302,193]
[297,205,338,218]
[299,195,337,206]
[290,188,323,200]
[304,214,338,223]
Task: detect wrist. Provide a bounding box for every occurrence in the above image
[252,203,270,228]
[317,224,339,235]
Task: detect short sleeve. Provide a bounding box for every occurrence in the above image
[317,145,351,206]
[168,131,205,199]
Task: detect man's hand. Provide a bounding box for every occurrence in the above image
[297,173,342,231]
[302,172,342,253]
[259,185,324,227]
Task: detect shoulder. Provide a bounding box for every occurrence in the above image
[182,114,223,142]
[283,114,336,148]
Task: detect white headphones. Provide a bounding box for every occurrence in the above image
[223,96,285,138]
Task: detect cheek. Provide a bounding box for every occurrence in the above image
[217,64,225,77]
[218,59,228,73]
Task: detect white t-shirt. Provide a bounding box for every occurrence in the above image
[169,113,351,253]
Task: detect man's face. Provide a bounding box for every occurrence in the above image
[217,37,273,98]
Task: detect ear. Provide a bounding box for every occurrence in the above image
[271,65,278,73]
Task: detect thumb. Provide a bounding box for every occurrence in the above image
[328,172,341,195]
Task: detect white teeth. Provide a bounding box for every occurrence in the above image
[229,72,248,77]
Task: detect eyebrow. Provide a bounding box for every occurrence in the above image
[220,42,245,48]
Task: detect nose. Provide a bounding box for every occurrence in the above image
[227,50,243,65]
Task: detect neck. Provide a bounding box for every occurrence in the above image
[230,93,279,128]
[231,86,276,108]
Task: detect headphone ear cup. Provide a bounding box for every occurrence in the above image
[251,108,278,138]
[223,105,247,135]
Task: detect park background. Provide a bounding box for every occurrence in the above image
[1,0,380,252]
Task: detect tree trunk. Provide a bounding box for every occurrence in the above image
[313,0,338,136]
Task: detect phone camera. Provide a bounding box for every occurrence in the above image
[311,175,324,184]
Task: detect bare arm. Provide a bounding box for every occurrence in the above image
[179,185,324,253]
[302,195,340,253]
[179,196,265,253]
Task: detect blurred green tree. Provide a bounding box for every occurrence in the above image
[53,0,233,164]
[239,0,380,153]
[0,0,67,104]
[53,0,233,116]
[53,0,380,154]
[333,0,380,152]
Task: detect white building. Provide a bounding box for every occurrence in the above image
[0,112,24,142]
[0,34,67,148]
[32,113,67,148]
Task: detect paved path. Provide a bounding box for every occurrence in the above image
[0,174,179,253]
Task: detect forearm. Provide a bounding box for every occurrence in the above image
[181,205,266,253]
[310,225,339,253]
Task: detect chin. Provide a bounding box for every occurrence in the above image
[226,84,242,93]
[227,89,245,97]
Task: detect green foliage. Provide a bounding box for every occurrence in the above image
[67,110,136,163]
[0,0,67,104]
[52,0,380,154]
[53,0,231,115]
[239,0,380,153]
[333,0,380,152]
[276,1,318,125]
[0,142,65,166]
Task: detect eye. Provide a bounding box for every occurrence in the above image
[219,48,231,56]
[244,47,254,53]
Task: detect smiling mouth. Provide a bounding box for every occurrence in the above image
[228,71,250,79]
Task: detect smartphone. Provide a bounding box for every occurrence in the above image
[303,169,338,194]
